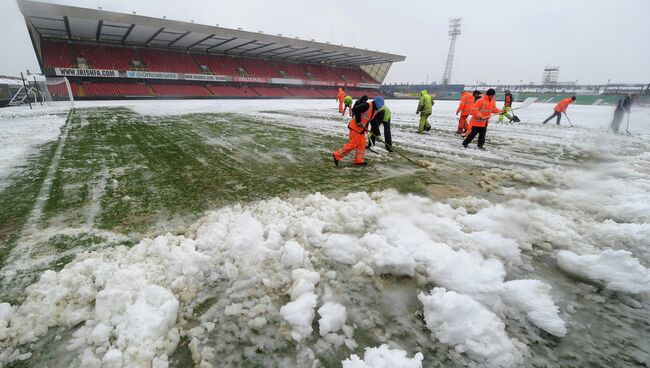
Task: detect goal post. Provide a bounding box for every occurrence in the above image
[38,77,75,109]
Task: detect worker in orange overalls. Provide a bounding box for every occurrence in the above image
[336,88,346,113]
[456,90,481,134]
[333,99,377,166]
[542,96,576,125]
[462,88,502,150]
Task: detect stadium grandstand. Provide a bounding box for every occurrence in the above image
[18,0,405,100]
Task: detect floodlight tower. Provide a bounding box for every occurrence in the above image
[441,18,461,86]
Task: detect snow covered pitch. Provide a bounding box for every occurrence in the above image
[0,99,649,367]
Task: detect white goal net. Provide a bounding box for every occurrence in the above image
[39,77,75,109]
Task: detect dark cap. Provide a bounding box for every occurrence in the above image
[487,88,496,96]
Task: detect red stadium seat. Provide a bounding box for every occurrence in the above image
[42,41,73,68]
[193,54,245,76]
[251,87,292,97]
[207,85,260,97]
[150,83,211,96]
[75,44,136,70]
[81,82,153,96]
[303,65,342,82]
[285,88,325,98]
[139,49,200,74]
[271,62,307,79]
[315,89,339,98]
[238,58,280,78]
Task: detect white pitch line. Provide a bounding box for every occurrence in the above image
[24,109,75,234]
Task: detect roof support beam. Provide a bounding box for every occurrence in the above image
[186,34,215,50]
[299,50,340,62]
[63,16,72,39]
[29,15,64,22]
[168,30,192,47]
[206,37,237,52]
[223,39,257,53]
[284,49,324,60]
[121,24,135,44]
[144,27,165,47]
[96,20,103,41]
[35,26,69,33]
[255,44,291,57]
[271,46,309,57]
[313,53,353,63]
[239,42,275,55]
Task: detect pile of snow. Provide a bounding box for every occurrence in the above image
[279,269,320,342]
[317,302,346,336]
[0,113,66,188]
[418,288,524,367]
[501,280,567,337]
[0,235,210,367]
[342,344,423,368]
[557,249,650,293]
[0,190,570,367]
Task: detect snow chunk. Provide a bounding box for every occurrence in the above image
[317,303,346,336]
[0,303,12,339]
[342,344,423,368]
[280,293,318,342]
[418,288,523,367]
[281,241,309,268]
[280,268,321,341]
[323,234,366,265]
[115,285,179,353]
[502,280,566,337]
[102,349,123,368]
[557,249,650,293]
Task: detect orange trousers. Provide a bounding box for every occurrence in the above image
[334,130,366,164]
[458,114,469,133]
[338,101,344,113]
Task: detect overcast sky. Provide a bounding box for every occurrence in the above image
[1,0,649,85]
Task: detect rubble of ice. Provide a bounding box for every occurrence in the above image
[341,344,423,368]
[419,288,524,367]
[0,99,648,367]
[0,189,573,367]
[557,249,650,294]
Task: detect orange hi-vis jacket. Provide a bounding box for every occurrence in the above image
[457,91,474,115]
[470,95,501,128]
[504,94,512,107]
[554,97,574,112]
[337,88,345,102]
[348,102,375,134]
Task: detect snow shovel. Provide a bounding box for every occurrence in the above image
[563,112,574,127]
[369,132,433,169]
[509,112,521,123]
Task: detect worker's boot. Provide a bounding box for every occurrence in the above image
[354,161,368,166]
[332,153,339,166]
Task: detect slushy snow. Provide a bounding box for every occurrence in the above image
[557,249,650,293]
[342,344,423,368]
[0,99,649,367]
[0,190,569,367]
[419,288,524,367]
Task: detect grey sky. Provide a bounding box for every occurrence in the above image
[1,0,649,84]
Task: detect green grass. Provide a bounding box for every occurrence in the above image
[0,141,59,270]
[0,107,489,299]
[34,108,468,235]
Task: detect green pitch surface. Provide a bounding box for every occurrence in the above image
[0,107,474,301]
